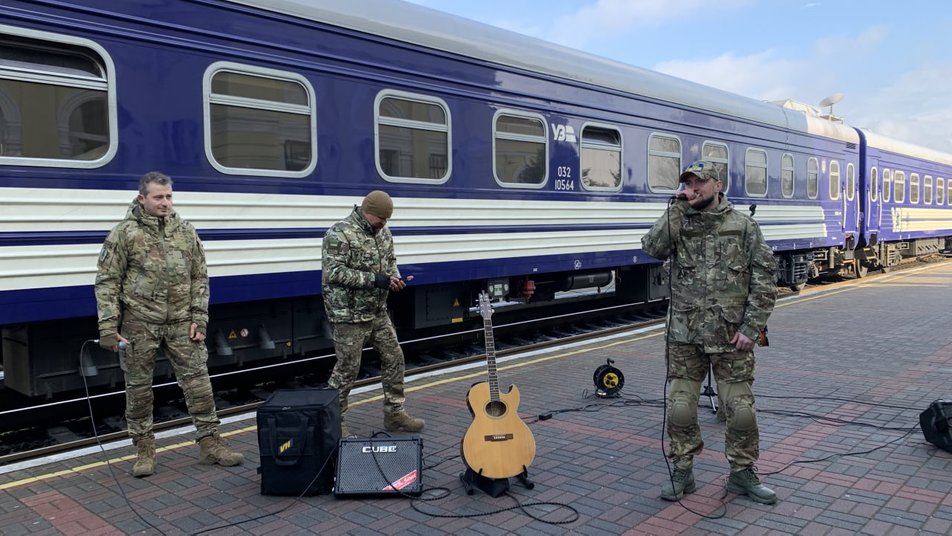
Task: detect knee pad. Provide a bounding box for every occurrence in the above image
[730,400,757,432]
[670,395,696,428]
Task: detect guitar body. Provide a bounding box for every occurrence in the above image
[461,381,536,479]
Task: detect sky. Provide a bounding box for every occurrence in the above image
[403,0,952,154]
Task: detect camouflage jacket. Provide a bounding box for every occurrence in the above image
[321,207,401,323]
[95,200,209,339]
[641,195,776,353]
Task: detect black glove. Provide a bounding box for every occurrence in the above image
[373,273,390,289]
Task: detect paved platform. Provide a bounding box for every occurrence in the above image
[2,260,952,535]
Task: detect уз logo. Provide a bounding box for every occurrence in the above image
[551,123,576,143]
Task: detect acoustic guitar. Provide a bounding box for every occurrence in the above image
[461,291,536,479]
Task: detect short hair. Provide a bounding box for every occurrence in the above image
[138,171,172,195]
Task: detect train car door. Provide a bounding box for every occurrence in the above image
[867,165,881,241]
[844,162,858,239]
[831,160,853,239]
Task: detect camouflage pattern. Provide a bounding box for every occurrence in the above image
[641,196,777,351]
[120,319,219,441]
[322,206,406,415]
[679,160,722,183]
[327,315,407,415]
[96,201,209,336]
[95,200,219,442]
[642,194,775,471]
[666,343,759,470]
[321,207,400,324]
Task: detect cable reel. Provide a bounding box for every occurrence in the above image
[593,359,624,397]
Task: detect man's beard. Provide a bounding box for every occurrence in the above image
[692,194,716,211]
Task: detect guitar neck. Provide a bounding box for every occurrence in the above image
[483,316,500,402]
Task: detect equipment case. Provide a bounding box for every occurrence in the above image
[257,388,340,496]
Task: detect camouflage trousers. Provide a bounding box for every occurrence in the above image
[120,319,220,443]
[666,342,759,471]
[328,312,406,417]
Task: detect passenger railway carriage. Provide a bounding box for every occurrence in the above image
[859,131,952,271]
[1,0,950,397]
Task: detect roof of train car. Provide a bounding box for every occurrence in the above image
[229,0,859,145]
[863,130,952,167]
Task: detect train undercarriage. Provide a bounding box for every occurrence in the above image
[776,235,952,292]
[1,267,631,399]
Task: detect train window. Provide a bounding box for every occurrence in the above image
[882,169,891,202]
[375,90,450,183]
[894,171,905,203]
[909,173,919,204]
[205,63,315,177]
[924,175,933,205]
[938,178,946,205]
[580,124,621,191]
[829,160,840,200]
[869,167,879,202]
[781,153,795,198]
[702,141,729,190]
[745,148,767,196]
[807,158,819,199]
[493,110,546,187]
[0,30,115,167]
[846,163,855,201]
[647,133,681,191]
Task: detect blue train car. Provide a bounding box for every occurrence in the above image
[858,131,952,270]
[0,0,904,396]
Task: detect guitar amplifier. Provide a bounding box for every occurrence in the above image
[334,437,423,497]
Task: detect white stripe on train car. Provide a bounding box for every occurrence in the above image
[0,188,829,292]
[891,207,952,233]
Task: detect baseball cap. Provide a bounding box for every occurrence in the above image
[679,160,721,183]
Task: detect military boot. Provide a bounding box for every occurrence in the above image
[727,467,777,504]
[660,466,696,501]
[131,438,156,478]
[198,433,244,466]
[384,411,425,433]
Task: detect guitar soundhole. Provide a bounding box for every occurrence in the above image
[485,400,507,417]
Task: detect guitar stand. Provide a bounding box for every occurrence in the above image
[701,364,717,414]
[461,467,534,498]
[701,364,726,422]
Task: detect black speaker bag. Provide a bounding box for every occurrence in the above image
[335,437,423,498]
[920,399,952,453]
[257,388,340,496]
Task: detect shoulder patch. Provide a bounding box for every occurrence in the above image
[323,234,349,256]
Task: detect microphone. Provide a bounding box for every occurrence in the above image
[92,339,127,350]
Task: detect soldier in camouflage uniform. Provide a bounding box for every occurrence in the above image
[642,161,778,505]
[95,171,242,477]
[322,191,424,437]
